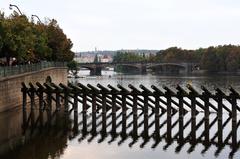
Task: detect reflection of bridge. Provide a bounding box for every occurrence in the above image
[77,62,198,75]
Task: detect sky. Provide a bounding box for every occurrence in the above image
[1,0,240,52]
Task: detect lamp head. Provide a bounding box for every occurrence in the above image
[9,4,13,10]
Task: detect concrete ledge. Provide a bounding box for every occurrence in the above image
[0,67,67,82]
[0,67,67,112]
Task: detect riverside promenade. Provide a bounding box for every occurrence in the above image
[0,62,67,112]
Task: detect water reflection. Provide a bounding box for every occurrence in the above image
[70,108,240,159]
[72,71,240,93]
[1,103,239,159]
[1,73,240,159]
[0,108,72,159]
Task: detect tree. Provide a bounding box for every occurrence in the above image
[0,12,74,65]
[148,53,155,62]
[45,19,74,62]
[113,51,146,63]
[226,49,240,71]
[0,14,36,65]
[67,60,79,76]
[200,47,219,72]
[94,54,99,63]
[31,23,52,61]
[0,18,3,52]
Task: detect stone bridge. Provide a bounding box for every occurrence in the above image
[77,62,198,75]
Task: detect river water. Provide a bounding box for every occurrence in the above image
[1,70,240,159]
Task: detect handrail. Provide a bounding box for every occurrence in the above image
[0,61,67,77]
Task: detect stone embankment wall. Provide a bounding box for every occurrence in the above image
[0,67,67,112]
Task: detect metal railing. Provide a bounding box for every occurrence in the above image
[0,61,67,77]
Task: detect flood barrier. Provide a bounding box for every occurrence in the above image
[21,81,240,158]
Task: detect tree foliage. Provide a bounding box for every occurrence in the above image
[154,45,240,72]
[0,12,74,65]
[200,47,219,72]
[94,54,99,63]
[67,60,79,76]
[113,51,146,62]
[45,19,74,61]
[155,47,201,63]
[200,45,240,72]
[113,45,240,72]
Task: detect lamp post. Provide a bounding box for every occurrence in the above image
[9,4,23,15]
[31,14,42,24]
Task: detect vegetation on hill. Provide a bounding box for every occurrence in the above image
[113,45,240,72]
[113,51,146,63]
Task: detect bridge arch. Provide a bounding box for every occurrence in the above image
[78,65,102,76]
[77,62,195,75]
[147,63,187,74]
[78,65,94,70]
[115,64,146,74]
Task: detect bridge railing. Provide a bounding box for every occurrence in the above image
[0,61,67,78]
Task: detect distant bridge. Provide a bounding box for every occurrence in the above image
[77,62,199,75]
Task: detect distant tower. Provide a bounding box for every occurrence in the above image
[95,47,97,52]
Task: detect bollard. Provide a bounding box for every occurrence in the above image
[112,93,117,134]
[46,87,52,112]
[73,111,79,134]
[92,93,97,134]
[59,83,70,113]
[56,91,61,111]
[21,83,28,128]
[164,86,173,140]
[154,93,160,137]
[122,94,127,136]
[216,89,223,144]
[73,89,78,114]
[30,87,35,111]
[102,92,107,134]
[108,84,118,134]
[132,93,138,136]
[229,89,237,147]
[187,85,198,142]
[143,94,149,137]
[176,85,185,141]
[82,92,87,133]
[64,91,69,113]
[21,83,27,111]
[39,89,44,111]
[128,84,139,137]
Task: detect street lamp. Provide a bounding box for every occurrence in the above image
[31,14,42,24]
[9,4,23,15]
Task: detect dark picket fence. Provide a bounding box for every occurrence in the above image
[21,81,240,157]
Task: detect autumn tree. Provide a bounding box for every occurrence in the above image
[113,51,146,62]
[31,23,52,61]
[0,12,74,65]
[226,48,240,71]
[67,60,79,76]
[0,13,36,65]
[45,19,74,62]
[200,47,219,72]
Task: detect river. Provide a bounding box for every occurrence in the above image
[0,70,240,159]
[71,70,240,92]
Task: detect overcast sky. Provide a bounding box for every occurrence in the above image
[1,0,240,51]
